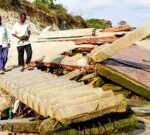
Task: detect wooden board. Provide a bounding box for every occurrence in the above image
[97,45,150,100]
[103,25,131,32]
[39,28,95,39]
[90,22,150,62]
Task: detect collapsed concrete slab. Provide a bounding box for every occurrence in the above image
[39,28,95,39]
[0,69,127,125]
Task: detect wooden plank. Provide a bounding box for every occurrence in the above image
[29,56,94,73]
[136,40,150,50]
[90,22,150,62]
[131,107,150,115]
[96,31,128,37]
[103,25,131,32]
[37,36,119,45]
[61,47,94,56]
[0,118,41,133]
[39,113,136,135]
[72,36,118,45]
[96,46,150,100]
[39,28,95,39]
[62,70,83,80]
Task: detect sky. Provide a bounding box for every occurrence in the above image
[29,0,150,26]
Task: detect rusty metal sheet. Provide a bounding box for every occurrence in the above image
[105,45,150,88]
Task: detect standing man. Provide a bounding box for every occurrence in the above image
[0,15,10,74]
[12,13,32,72]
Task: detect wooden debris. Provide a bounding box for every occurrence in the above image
[96,45,150,100]
[0,114,137,134]
[131,107,150,115]
[40,113,137,135]
[30,61,83,71]
[103,25,131,32]
[30,61,94,73]
[96,31,127,38]
[75,47,94,52]
[61,47,94,56]
[73,36,118,45]
[90,22,150,62]
[7,41,94,67]
[39,118,63,134]
[136,40,150,50]
[127,95,147,107]
[97,64,150,100]
[79,73,96,82]
[90,77,105,88]
[102,84,131,97]
[62,70,83,80]
[102,84,123,91]
[0,118,41,133]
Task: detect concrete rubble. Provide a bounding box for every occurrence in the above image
[0,23,150,134]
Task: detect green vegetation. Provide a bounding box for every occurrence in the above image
[86,18,112,29]
[31,0,86,29]
[33,0,56,9]
[33,0,66,14]
[0,0,86,29]
[0,0,20,9]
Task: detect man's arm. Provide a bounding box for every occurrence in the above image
[27,31,31,40]
[12,34,22,40]
[12,23,22,40]
[5,27,11,48]
[27,24,31,40]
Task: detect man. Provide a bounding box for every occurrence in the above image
[12,13,32,72]
[0,15,10,74]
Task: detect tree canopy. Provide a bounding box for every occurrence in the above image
[86,18,112,29]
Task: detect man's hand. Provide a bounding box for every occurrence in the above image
[12,34,22,41]
[21,36,29,41]
[7,43,11,48]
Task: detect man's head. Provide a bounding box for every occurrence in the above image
[19,13,26,24]
[0,15,2,25]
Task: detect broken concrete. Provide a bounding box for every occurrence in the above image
[0,68,127,125]
[39,28,95,39]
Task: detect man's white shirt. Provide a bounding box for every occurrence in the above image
[0,23,10,47]
[12,22,31,46]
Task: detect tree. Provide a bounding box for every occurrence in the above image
[119,20,127,25]
[34,0,56,8]
[86,19,112,29]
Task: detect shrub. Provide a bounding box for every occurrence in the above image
[86,18,112,29]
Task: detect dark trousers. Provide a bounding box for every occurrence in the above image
[17,44,32,66]
[0,46,9,70]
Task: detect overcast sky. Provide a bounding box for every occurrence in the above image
[29,0,150,26]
